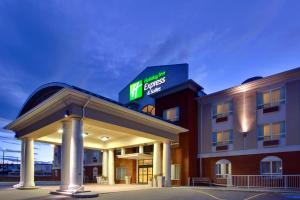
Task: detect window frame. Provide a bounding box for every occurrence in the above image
[260,156,282,175]
[213,130,233,146]
[212,101,233,119]
[215,159,232,178]
[257,87,286,109]
[163,107,180,122]
[258,121,286,141]
[116,167,127,181]
[171,164,181,180]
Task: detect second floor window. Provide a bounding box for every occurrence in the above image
[163,107,180,122]
[212,130,233,146]
[212,101,233,119]
[257,121,286,141]
[257,87,285,109]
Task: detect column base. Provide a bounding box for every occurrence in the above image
[164,179,171,187]
[59,184,84,193]
[16,186,38,190]
[50,190,99,198]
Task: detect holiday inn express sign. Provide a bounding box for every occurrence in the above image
[130,71,166,101]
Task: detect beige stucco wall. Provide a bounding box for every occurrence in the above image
[198,78,300,155]
[286,80,300,145]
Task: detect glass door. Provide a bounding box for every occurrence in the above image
[138,159,153,184]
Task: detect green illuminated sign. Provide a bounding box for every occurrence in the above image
[129,71,167,101]
[130,80,143,101]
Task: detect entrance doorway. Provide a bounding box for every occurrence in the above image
[138,159,153,184]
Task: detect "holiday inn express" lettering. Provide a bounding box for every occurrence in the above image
[129,71,166,101]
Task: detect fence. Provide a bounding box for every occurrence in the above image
[228,175,300,190]
[190,175,300,190]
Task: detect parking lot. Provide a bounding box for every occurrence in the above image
[0,184,299,200]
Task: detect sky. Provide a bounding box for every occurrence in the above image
[1,0,300,163]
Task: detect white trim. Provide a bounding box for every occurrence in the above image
[198,145,300,158]
[6,88,188,134]
[216,159,231,165]
[261,156,281,162]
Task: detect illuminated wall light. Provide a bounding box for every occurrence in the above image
[241,91,249,133]
[99,136,110,142]
[58,128,63,134]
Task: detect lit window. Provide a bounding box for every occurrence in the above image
[212,101,233,118]
[116,167,127,181]
[142,105,155,116]
[258,121,285,141]
[257,87,285,109]
[212,130,233,146]
[261,156,282,175]
[163,107,180,122]
[171,164,181,180]
[215,159,231,178]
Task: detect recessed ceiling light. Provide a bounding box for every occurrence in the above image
[99,136,110,142]
[82,132,88,137]
[58,128,63,134]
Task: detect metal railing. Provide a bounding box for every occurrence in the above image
[227,175,300,190]
[189,175,300,190]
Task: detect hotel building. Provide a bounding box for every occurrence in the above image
[5,63,300,191]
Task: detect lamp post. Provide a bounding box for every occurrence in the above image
[1,149,5,176]
[242,132,248,150]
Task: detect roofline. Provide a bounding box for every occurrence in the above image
[17,82,70,118]
[197,66,300,101]
[151,79,203,99]
[6,88,188,134]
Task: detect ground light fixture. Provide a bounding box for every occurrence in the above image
[99,136,110,142]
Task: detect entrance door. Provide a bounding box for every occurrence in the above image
[138,159,153,184]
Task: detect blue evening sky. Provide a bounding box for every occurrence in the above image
[1,0,300,163]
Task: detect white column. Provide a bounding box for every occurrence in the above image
[163,141,171,187]
[153,142,161,176]
[108,149,115,185]
[139,145,144,154]
[14,140,25,188]
[121,148,125,155]
[60,117,84,192]
[23,138,35,188]
[102,150,108,177]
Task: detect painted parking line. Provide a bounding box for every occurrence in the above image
[244,193,266,200]
[190,189,225,200]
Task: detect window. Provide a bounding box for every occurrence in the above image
[212,130,233,146]
[215,159,231,178]
[93,151,99,163]
[171,164,181,180]
[163,107,180,122]
[257,87,285,109]
[212,101,233,118]
[142,105,155,116]
[257,121,285,141]
[261,156,282,175]
[116,167,127,181]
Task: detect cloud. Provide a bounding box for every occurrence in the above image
[0,65,29,107]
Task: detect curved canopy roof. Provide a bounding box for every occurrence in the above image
[17,82,173,123]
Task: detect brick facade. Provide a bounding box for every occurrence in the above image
[155,87,200,185]
[202,151,300,183]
